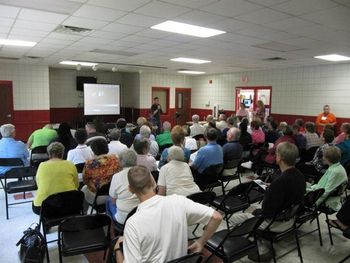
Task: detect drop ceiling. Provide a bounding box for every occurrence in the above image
[0,0,349,74]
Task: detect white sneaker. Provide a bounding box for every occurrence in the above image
[241,161,253,169]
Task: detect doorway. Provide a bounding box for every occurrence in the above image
[175,88,191,125]
[235,86,272,121]
[0,81,14,124]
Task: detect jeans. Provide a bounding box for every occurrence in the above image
[105,197,117,222]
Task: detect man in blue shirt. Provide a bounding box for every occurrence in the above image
[0,124,29,174]
[191,127,223,178]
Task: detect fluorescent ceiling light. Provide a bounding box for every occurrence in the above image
[60,61,98,66]
[314,54,350,62]
[0,39,36,47]
[177,70,205,75]
[151,20,226,38]
[171,57,211,64]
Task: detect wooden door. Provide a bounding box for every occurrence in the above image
[0,81,14,124]
[175,88,191,125]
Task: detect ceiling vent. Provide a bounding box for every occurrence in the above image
[54,25,92,35]
[0,56,19,61]
[263,57,287,61]
[25,56,42,59]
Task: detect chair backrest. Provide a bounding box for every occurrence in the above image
[227,181,254,198]
[0,157,24,167]
[187,191,216,205]
[202,163,224,178]
[30,146,49,168]
[151,170,159,182]
[167,253,203,263]
[224,158,242,170]
[59,214,111,232]
[95,182,111,197]
[329,182,348,197]
[275,203,301,221]
[301,146,319,162]
[304,188,325,208]
[41,190,84,218]
[31,145,48,154]
[75,163,85,173]
[5,166,37,179]
[228,216,262,238]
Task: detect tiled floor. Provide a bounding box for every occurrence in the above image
[1,173,349,263]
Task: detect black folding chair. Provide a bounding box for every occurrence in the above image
[211,181,253,229]
[58,214,111,263]
[89,182,111,214]
[113,206,138,236]
[205,216,262,263]
[30,145,49,168]
[187,191,216,236]
[194,163,224,193]
[3,166,37,219]
[219,158,242,194]
[39,190,84,262]
[167,253,203,263]
[75,163,85,174]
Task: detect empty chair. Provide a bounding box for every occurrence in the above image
[58,214,111,263]
[220,158,242,193]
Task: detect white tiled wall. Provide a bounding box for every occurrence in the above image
[0,63,49,110]
[191,63,350,118]
[139,72,192,109]
[49,68,123,108]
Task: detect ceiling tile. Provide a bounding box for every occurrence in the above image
[235,8,291,24]
[212,18,254,33]
[63,16,108,29]
[160,0,219,9]
[0,4,20,18]
[13,20,58,32]
[116,13,164,27]
[73,4,126,22]
[0,17,14,27]
[200,0,263,17]
[10,27,49,37]
[87,0,151,12]
[18,8,68,23]
[135,28,171,39]
[8,34,44,42]
[0,26,11,34]
[121,35,155,44]
[103,22,144,33]
[47,32,84,41]
[265,17,316,33]
[272,0,338,16]
[134,1,191,19]
[174,10,226,27]
[88,30,128,40]
[247,0,291,7]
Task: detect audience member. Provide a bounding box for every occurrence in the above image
[334,122,350,144]
[216,113,228,132]
[0,124,29,174]
[191,127,223,173]
[222,128,243,162]
[108,128,127,156]
[67,128,94,164]
[53,122,77,159]
[114,166,222,263]
[239,120,252,152]
[138,125,159,157]
[27,124,58,149]
[316,104,337,134]
[222,116,238,140]
[292,124,307,152]
[336,127,350,165]
[132,117,147,138]
[107,149,140,225]
[133,139,157,172]
[277,121,287,137]
[307,146,347,211]
[116,118,133,148]
[295,119,305,133]
[265,120,281,144]
[203,114,213,128]
[158,146,200,196]
[190,114,205,137]
[232,142,305,261]
[85,122,106,146]
[304,122,322,150]
[183,125,198,151]
[254,100,266,122]
[236,102,249,120]
[82,139,121,206]
[32,142,79,215]
[250,120,265,144]
[156,121,173,147]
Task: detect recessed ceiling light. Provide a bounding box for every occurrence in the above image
[171,57,211,64]
[0,39,36,47]
[314,54,350,62]
[177,70,205,75]
[60,61,98,66]
[151,20,225,38]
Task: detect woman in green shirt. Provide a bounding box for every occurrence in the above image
[32,142,79,214]
[307,146,348,211]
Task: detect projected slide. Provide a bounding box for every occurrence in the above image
[84,83,120,115]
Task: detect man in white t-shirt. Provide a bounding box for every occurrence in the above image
[108,149,140,224]
[190,114,205,137]
[108,128,128,157]
[67,128,94,164]
[114,166,222,263]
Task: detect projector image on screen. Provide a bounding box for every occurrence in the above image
[84,83,120,115]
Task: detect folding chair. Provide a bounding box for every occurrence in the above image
[219,158,242,194]
[30,146,49,168]
[89,182,111,214]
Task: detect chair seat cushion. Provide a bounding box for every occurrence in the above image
[212,196,250,213]
[6,180,37,193]
[43,213,81,228]
[62,228,108,255]
[248,189,264,204]
[206,230,256,261]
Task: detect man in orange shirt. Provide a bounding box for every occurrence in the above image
[316,105,337,134]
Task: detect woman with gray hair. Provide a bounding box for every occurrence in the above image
[107,149,140,224]
[32,142,79,215]
[158,146,200,196]
[108,128,127,156]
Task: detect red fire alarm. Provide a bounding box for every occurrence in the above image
[209,80,213,84]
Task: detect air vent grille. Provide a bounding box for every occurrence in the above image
[263,57,287,61]
[54,25,92,35]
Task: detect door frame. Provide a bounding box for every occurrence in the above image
[0,80,14,123]
[235,86,272,112]
[175,88,192,124]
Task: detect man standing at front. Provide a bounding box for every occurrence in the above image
[316,104,337,134]
[114,165,222,263]
[151,97,162,134]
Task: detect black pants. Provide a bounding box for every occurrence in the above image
[32,202,41,215]
[337,195,350,226]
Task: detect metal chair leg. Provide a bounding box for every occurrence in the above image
[316,215,323,246]
[339,253,350,263]
[42,223,50,263]
[5,191,9,220]
[295,229,303,263]
[325,214,334,245]
[270,240,277,263]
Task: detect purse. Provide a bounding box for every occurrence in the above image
[16,223,46,263]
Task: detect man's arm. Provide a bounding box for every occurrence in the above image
[188,211,222,252]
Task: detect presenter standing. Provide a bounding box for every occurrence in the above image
[316,105,337,134]
[151,97,162,134]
